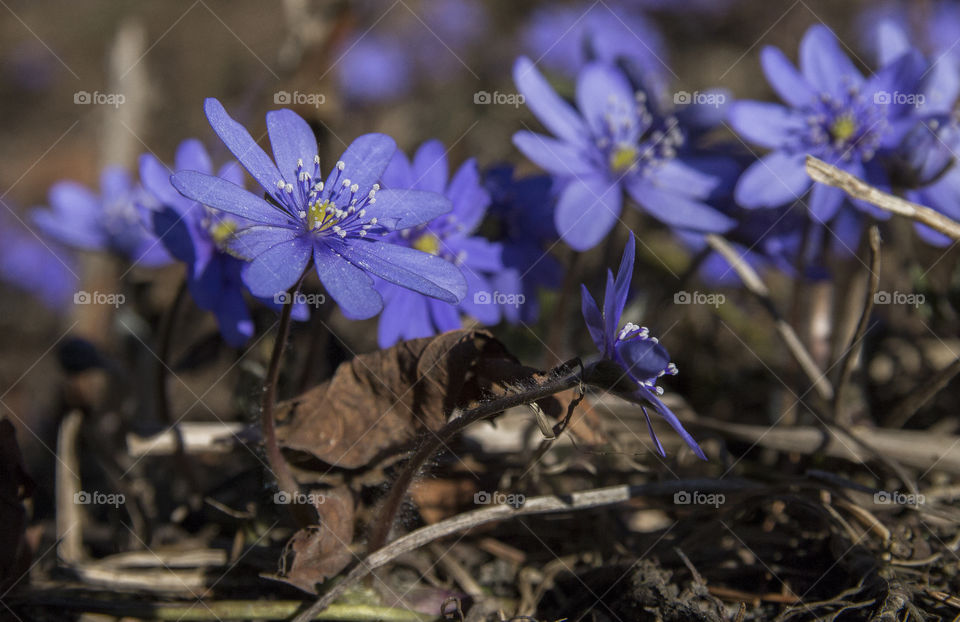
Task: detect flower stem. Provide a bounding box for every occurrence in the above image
[367,361,586,554]
[156,276,188,425]
[262,278,308,525]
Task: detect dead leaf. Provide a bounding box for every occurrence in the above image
[276,486,355,593]
[275,329,514,468]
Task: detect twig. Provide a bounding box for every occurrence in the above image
[833,226,881,423]
[55,411,84,564]
[806,156,960,240]
[706,234,834,401]
[295,479,757,621]
[367,362,586,553]
[884,356,960,429]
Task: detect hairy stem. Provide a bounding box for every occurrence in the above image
[367,363,586,554]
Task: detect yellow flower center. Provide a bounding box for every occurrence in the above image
[609,145,637,173]
[308,199,338,231]
[210,220,237,245]
[412,233,440,255]
[830,116,857,142]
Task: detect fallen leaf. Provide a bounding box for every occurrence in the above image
[276,486,355,593]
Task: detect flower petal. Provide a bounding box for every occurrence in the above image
[174,138,213,176]
[808,182,845,223]
[139,153,183,207]
[576,62,636,139]
[240,229,312,298]
[512,130,595,176]
[555,176,622,251]
[727,101,804,150]
[458,271,500,325]
[341,240,467,304]
[513,56,588,145]
[204,98,283,196]
[611,235,635,330]
[760,45,816,107]
[628,179,735,232]
[411,139,448,193]
[580,284,606,355]
[266,108,318,187]
[315,244,383,320]
[616,338,670,381]
[365,188,453,231]
[799,25,863,96]
[733,151,809,208]
[446,158,490,232]
[327,133,396,195]
[644,390,706,460]
[171,171,294,226]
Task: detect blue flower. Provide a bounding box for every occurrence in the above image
[374,140,501,347]
[728,25,926,223]
[483,165,562,324]
[0,205,77,309]
[170,99,466,320]
[141,139,305,347]
[513,57,734,252]
[581,235,705,459]
[32,166,171,267]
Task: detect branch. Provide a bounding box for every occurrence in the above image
[805,156,960,240]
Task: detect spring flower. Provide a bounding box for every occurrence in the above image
[0,205,77,309]
[374,140,501,347]
[728,25,925,223]
[513,57,734,251]
[171,99,466,320]
[32,167,171,267]
[141,139,305,346]
[581,235,705,459]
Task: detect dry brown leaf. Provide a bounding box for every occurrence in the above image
[276,486,355,594]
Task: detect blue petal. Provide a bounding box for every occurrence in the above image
[653,160,721,199]
[239,229,312,297]
[327,133,396,195]
[555,176,622,251]
[513,56,588,146]
[171,171,294,226]
[727,101,804,150]
[873,18,911,65]
[266,108,318,187]
[643,390,707,460]
[512,131,595,176]
[174,138,213,176]
[139,153,183,207]
[151,206,197,267]
[865,50,926,116]
[430,298,463,332]
[760,45,816,107]
[576,62,636,140]
[100,167,133,205]
[341,240,467,304]
[611,235,635,331]
[411,139,448,193]
[808,182,845,223]
[365,188,453,231]
[458,271,500,325]
[315,244,383,320]
[616,339,670,381]
[446,159,490,232]
[580,284,607,355]
[799,25,863,96]
[733,151,809,208]
[627,179,735,232]
[204,98,283,197]
[453,236,502,272]
[602,268,617,350]
[381,148,415,189]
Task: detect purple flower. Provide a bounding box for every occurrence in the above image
[171,99,466,320]
[374,140,500,347]
[0,205,77,309]
[581,235,705,459]
[141,139,306,346]
[728,25,926,223]
[513,57,734,252]
[32,166,171,267]
[483,165,562,324]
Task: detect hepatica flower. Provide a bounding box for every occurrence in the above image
[374,140,501,347]
[581,236,705,459]
[728,25,925,223]
[32,166,171,267]
[141,138,305,346]
[0,207,77,309]
[171,99,466,320]
[513,57,734,251]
